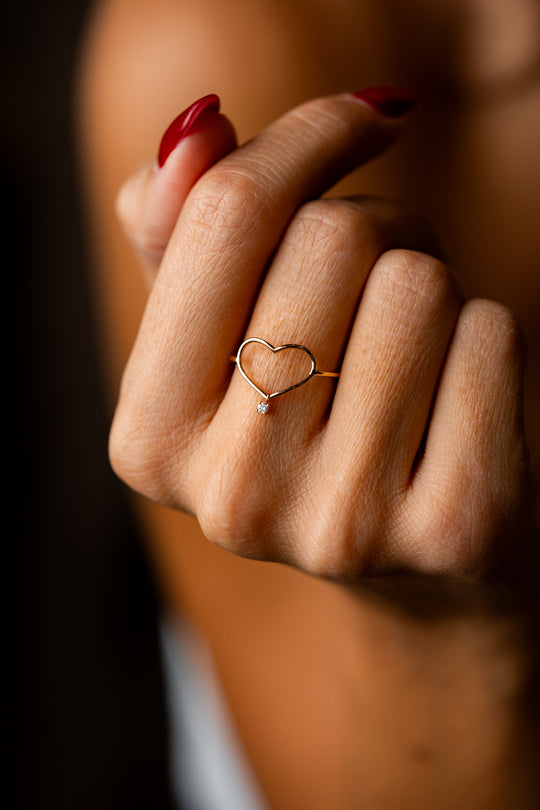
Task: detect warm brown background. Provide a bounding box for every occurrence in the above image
[11,1,540,808]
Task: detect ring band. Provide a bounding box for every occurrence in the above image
[230,337,339,414]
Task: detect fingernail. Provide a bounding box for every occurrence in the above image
[352,86,416,118]
[157,93,221,167]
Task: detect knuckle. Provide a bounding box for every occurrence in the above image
[195,452,264,556]
[430,505,482,575]
[293,198,382,249]
[458,299,525,357]
[292,199,348,246]
[282,199,387,286]
[290,465,385,578]
[183,165,273,248]
[400,473,519,577]
[397,493,480,576]
[108,405,177,505]
[373,249,460,312]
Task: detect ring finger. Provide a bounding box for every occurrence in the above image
[221,198,441,434]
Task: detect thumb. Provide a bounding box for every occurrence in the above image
[116,94,237,280]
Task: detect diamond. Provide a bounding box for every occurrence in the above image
[257,401,269,414]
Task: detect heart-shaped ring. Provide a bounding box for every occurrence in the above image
[231,337,340,414]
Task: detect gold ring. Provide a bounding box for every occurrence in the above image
[230,337,340,414]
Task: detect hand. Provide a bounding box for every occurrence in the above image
[111,91,531,579]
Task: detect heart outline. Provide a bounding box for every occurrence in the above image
[236,337,317,401]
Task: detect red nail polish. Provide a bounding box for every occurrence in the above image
[157,93,221,167]
[353,86,416,118]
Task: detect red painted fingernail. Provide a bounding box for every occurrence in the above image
[157,93,221,167]
[352,86,416,117]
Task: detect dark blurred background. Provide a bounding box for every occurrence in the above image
[5,4,175,807]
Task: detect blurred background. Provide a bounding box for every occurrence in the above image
[7,3,175,807]
[7,2,540,808]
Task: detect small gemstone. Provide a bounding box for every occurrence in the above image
[257,401,269,414]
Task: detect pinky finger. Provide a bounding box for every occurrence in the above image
[405,299,531,575]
